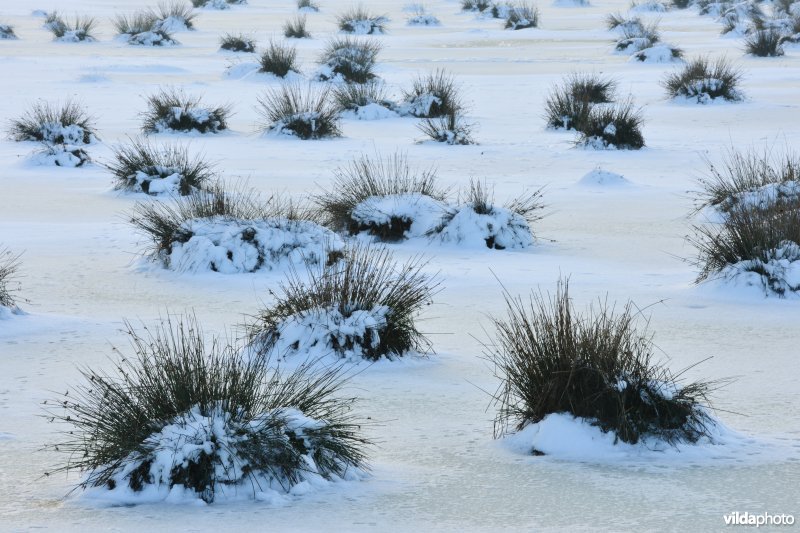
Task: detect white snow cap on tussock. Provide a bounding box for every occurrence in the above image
[631,44,683,63]
[125,31,177,47]
[31,144,90,168]
[721,181,800,212]
[257,306,391,362]
[437,205,534,249]
[577,168,632,187]
[629,0,668,12]
[166,217,344,273]
[502,412,766,463]
[341,103,399,121]
[350,193,450,238]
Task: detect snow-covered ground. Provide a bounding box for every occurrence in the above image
[1,0,799,530]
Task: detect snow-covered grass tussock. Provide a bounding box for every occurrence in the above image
[192,0,246,8]
[662,56,743,103]
[316,37,382,84]
[248,244,439,362]
[297,0,320,12]
[691,148,800,297]
[744,28,785,56]
[219,33,256,52]
[258,39,300,78]
[543,72,617,130]
[336,5,388,35]
[8,100,96,145]
[44,13,97,42]
[406,6,441,26]
[141,87,231,134]
[398,69,464,118]
[256,84,341,140]
[332,81,397,117]
[44,314,370,504]
[32,143,92,168]
[504,2,540,29]
[488,280,722,450]
[130,182,342,273]
[614,20,661,54]
[435,179,544,249]
[605,12,644,33]
[0,23,17,40]
[113,5,187,46]
[315,151,448,241]
[417,112,477,145]
[107,137,216,196]
[575,97,645,150]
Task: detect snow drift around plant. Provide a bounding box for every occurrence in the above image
[501,412,774,463]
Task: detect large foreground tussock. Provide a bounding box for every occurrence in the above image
[489,281,718,446]
[45,314,371,503]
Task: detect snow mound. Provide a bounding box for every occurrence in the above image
[165,217,344,273]
[503,412,760,462]
[341,103,399,120]
[154,17,192,34]
[674,78,742,104]
[720,241,800,297]
[85,403,361,505]
[437,205,534,249]
[151,107,225,133]
[0,305,24,320]
[577,168,631,187]
[255,306,391,362]
[340,18,388,35]
[631,44,683,63]
[55,30,95,43]
[196,0,245,9]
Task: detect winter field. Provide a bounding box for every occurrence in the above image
[1,0,799,531]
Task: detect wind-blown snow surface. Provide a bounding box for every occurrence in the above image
[1,0,799,531]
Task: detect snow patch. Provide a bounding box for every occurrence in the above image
[350,193,450,239]
[631,44,683,63]
[437,205,534,250]
[720,241,800,297]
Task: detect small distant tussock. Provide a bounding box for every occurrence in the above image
[417,112,477,145]
[219,33,255,52]
[113,10,177,46]
[258,39,299,77]
[662,56,743,102]
[297,0,320,11]
[336,5,388,34]
[8,100,96,145]
[575,98,645,150]
[744,29,784,56]
[406,5,441,26]
[317,36,382,84]
[315,151,446,239]
[488,279,719,445]
[284,15,310,38]
[45,13,97,42]
[45,313,370,503]
[141,87,231,134]
[605,12,644,32]
[462,0,493,12]
[191,0,246,8]
[256,84,341,140]
[107,137,216,196]
[0,24,17,40]
[248,244,439,361]
[544,72,617,130]
[400,69,464,118]
[614,20,661,53]
[505,3,540,29]
[332,81,392,112]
